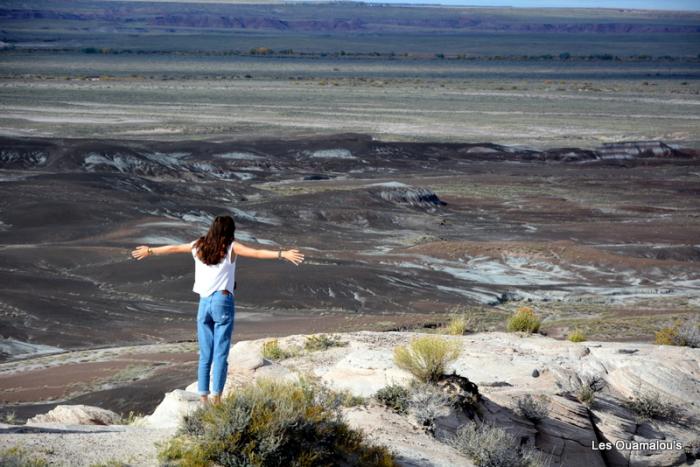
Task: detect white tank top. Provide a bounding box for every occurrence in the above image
[191,241,236,297]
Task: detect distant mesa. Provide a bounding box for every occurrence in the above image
[369,182,446,209]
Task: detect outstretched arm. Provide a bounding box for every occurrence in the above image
[131,242,193,260]
[233,241,304,266]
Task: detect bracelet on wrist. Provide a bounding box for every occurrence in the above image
[148,247,153,256]
[277,249,282,260]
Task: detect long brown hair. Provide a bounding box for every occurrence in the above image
[194,215,235,265]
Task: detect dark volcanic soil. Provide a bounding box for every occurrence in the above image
[0,134,699,413]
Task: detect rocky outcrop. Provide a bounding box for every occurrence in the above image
[19,331,700,466]
[144,331,696,466]
[26,404,121,426]
[137,389,200,429]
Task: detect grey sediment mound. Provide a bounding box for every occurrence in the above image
[369,182,447,209]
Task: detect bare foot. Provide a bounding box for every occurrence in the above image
[200,395,209,404]
[211,394,221,405]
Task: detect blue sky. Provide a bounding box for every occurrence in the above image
[365,0,700,11]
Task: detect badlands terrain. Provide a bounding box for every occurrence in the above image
[0,134,699,422]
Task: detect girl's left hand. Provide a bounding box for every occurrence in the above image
[131,245,150,260]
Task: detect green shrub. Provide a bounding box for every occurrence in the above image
[515,394,549,422]
[304,334,348,352]
[625,391,678,423]
[375,385,410,414]
[449,422,549,467]
[506,307,541,333]
[568,329,586,343]
[394,336,461,383]
[160,378,396,467]
[261,339,295,360]
[0,446,48,467]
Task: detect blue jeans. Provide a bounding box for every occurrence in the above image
[196,290,235,396]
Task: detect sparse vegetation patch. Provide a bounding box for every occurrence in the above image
[625,391,679,423]
[304,334,348,352]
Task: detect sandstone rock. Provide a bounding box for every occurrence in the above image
[27,405,121,426]
[343,405,475,467]
[185,381,199,394]
[229,339,265,365]
[570,346,591,359]
[316,347,413,397]
[138,389,201,429]
[251,361,299,382]
[536,396,606,467]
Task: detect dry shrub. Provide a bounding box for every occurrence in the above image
[160,378,395,467]
[516,394,550,422]
[407,381,452,430]
[625,391,679,423]
[394,336,461,383]
[655,317,700,348]
[506,307,541,334]
[568,329,586,343]
[445,314,471,336]
[304,334,347,352]
[261,339,294,360]
[374,384,410,415]
[450,422,550,467]
[575,376,605,408]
